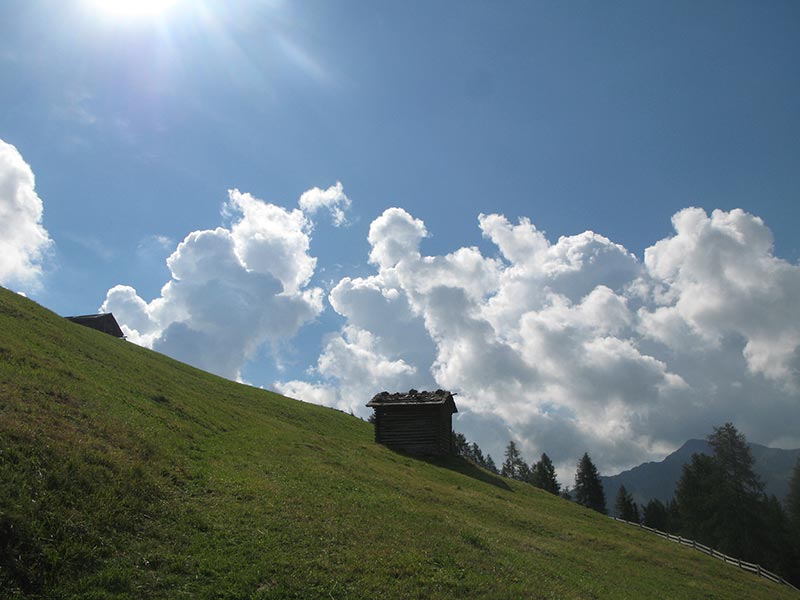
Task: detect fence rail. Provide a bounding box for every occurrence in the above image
[611,517,799,593]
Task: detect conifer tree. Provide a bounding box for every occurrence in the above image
[574,453,606,514]
[676,423,766,561]
[666,498,681,534]
[675,452,720,544]
[501,440,528,481]
[643,499,669,530]
[788,456,800,532]
[451,432,498,474]
[530,453,560,495]
[453,431,469,457]
[519,460,531,482]
[709,423,763,497]
[632,502,640,524]
[708,423,764,558]
[788,456,800,583]
[758,494,794,580]
[484,454,498,474]
[468,442,485,466]
[614,485,639,523]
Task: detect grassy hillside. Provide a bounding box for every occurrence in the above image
[0,286,794,599]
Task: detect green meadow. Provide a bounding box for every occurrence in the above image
[0,286,794,599]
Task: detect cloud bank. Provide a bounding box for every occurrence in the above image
[102,180,798,475]
[0,139,53,290]
[277,206,800,474]
[102,184,350,381]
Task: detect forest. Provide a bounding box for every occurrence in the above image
[454,424,800,586]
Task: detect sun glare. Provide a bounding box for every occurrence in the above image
[91,0,180,18]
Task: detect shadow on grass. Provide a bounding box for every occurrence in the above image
[393,450,513,491]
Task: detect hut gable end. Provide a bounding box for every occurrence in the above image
[367,389,457,456]
[65,313,125,338]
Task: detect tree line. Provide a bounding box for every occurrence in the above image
[452,432,499,474]
[649,423,799,585]
[453,433,607,512]
[455,424,800,585]
[614,424,799,585]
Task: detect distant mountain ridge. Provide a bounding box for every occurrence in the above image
[601,439,800,515]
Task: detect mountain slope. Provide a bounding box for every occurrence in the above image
[602,439,800,513]
[0,286,794,599]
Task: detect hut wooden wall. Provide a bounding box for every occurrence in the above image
[373,405,452,456]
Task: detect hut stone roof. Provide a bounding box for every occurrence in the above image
[367,389,457,411]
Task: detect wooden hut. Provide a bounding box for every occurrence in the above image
[65,313,125,338]
[367,389,458,456]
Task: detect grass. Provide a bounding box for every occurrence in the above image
[0,285,795,599]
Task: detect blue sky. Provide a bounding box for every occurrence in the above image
[2,0,799,476]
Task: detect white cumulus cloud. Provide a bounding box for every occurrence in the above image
[298,181,352,227]
[642,207,800,387]
[279,206,800,476]
[102,189,326,381]
[0,139,53,290]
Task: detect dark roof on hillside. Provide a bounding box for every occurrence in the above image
[367,389,457,411]
[65,313,125,338]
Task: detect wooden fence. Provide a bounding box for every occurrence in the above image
[611,517,799,593]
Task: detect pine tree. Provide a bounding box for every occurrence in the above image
[519,460,531,483]
[452,431,469,458]
[675,452,719,545]
[707,423,764,559]
[709,423,763,496]
[642,499,668,530]
[666,498,681,533]
[530,453,560,495]
[484,454,498,474]
[614,485,639,522]
[632,502,640,524]
[758,494,794,580]
[560,486,573,501]
[501,440,528,481]
[787,456,800,585]
[788,456,800,532]
[574,453,606,514]
[451,432,498,474]
[468,442,485,466]
[676,423,767,561]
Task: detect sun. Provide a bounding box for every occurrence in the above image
[90,0,180,18]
